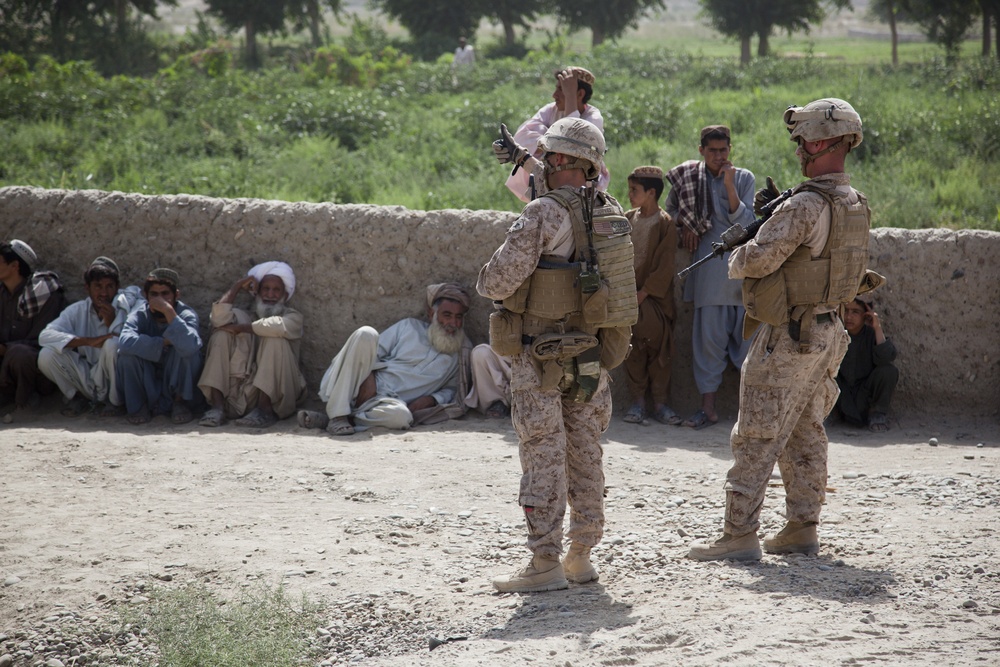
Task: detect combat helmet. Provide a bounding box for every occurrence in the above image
[784,98,863,150]
[537,117,606,181]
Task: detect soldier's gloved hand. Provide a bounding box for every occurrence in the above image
[753,176,781,217]
[493,123,530,174]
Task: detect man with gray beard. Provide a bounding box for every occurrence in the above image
[198,261,307,428]
[298,283,472,436]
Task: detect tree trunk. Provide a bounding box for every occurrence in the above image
[245,19,259,68]
[307,0,323,47]
[982,5,992,57]
[591,25,605,47]
[740,35,751,65]
[757,31,770,57]
[888,0,899,67]
[502,17,516,46]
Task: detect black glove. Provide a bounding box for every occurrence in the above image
[753,176,781,217]
[492,123,530,174]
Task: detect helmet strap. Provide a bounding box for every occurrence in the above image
[799,137,846,175]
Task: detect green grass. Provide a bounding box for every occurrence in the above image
[117,582,321,667]
[1,46,998,230]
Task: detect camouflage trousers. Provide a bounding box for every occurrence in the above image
[510,352,612,559]
[725,317,849,537]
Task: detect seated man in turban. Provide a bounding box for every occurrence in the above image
[198,261,307,428]
[38,256,143,417]
[298,283,472,436]
[117,268,203,425]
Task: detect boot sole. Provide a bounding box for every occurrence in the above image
[687,547,762,562]
[566,571,599,584]
[493,577,569,593]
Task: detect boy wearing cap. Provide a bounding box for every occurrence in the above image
[39,257,143,417]
[666,125,756,430]
[622,166,680,425]
[117,268,203,425]
[0,239,66,416]
[502,66,610,202]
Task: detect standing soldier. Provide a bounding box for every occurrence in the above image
[479,118,636,592]
[688,99,871,561]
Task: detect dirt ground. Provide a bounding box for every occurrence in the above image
[1,404,998,666]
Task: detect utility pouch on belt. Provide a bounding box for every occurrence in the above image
[501,277,531,314]
[529,332,599,361]
[598,325,632,370]
[742,271,789,327]
[489,309,524,357]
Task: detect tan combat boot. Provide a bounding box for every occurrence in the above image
[562,542,599,584]
[493,554,568,593]
[763,521,819,555]
[686,532,762,562]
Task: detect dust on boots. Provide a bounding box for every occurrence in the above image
[493,554,568,593]
[763,521,819,555]
[686,532,762,561]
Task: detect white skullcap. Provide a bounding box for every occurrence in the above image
[247,261,296,301]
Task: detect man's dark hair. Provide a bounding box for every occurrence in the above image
[700,128,731,147]
[0,243,31,279]
[578,81,593,105]
[84,263,120,288]
[143,278,178,297]
[628,175,664,201]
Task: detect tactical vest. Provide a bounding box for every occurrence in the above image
[503,187,637,337]
[742,180,871,347]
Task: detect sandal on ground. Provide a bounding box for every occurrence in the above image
[199,407,226,427]
[60,395,91,418]
[234,408,277,429]
[170,402,194,425]
[326,417,355,436]
[623,404,646,424]
[681,410,717,430]
[297,410,329,430]
[868,412,890,433]
[485,400,511,419]
[97,402,126,418]
[127,405,152,425]
[652,405,683,426]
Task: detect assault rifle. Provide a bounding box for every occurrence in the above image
[677,186,793,280]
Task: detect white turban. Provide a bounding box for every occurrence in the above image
[247,261,296,301]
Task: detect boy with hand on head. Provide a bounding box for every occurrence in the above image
[622,166,680,426]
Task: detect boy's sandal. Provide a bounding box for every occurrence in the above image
[868,412,889,433]
[199,407,226,427]
[297,410,329,430]
[485,400,511,418]
[325,417,355,436]
[235,408,277,428]
[653,405,683,426]
[623,405,646,423]
[681,410,717,430]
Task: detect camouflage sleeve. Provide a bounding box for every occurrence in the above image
[477,199,551,301]
[728,192,821,280]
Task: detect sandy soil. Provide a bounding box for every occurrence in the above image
[1,406,998,666]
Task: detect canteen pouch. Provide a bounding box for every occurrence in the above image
[489,310,524,357]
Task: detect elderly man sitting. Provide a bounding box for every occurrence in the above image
[38,256,142,417]
[198,261,307,428]
[298,283,472,436]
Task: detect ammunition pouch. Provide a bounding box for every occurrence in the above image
[489,309,524,357]
[529,332,599,361]
[598,325,632,370]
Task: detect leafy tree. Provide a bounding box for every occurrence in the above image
[975,0,1000,58]
[0,0,174,72]
[551,0,665,46]
[867,0,916,66]
[371,0,484,59]
[205,0,288,68]
[486,0,546,47]
[287,0,343,48]
[700,0,850,65]
[898,0,978,64]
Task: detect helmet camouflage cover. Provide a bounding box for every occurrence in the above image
[784,98,863,150]
[537,117,606,180]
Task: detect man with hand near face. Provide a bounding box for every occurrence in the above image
[39,256,142,417]
[666,125,756,430]
[198,261,306,429]
[117,268,203,425]
[834,297,898,432]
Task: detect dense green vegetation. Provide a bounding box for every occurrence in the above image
[1,46,998,229]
